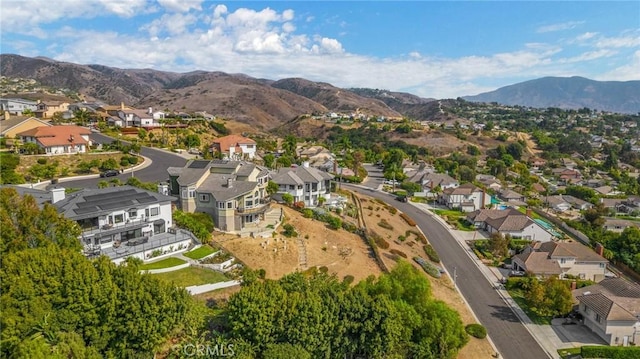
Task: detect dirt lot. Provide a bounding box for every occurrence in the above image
[219,193,495,358]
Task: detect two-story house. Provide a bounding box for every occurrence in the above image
[54,185,195,264]
[466,208,554,242]
[167,159,271,232]
[17,125,92,155]
[408,170,460,193]
[270,163,334,207]
[35,100,70,119]
[512,241,609,281]
[573,278,640,346]
[210,135,257,160]
[0,98,38,115]
[117,109,158,127]
[439,183,491,212]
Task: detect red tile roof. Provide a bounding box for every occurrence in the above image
[211,135,256,152]
[17,125,91,147]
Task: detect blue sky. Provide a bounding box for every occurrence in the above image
[1,1,638,99]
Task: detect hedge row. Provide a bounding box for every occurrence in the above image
[400,213,416,226]
[414,256,441,278]
[423,244,440,263]
[581,346,640,359]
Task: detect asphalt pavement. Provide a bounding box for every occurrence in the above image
[57,133,189,189]
[344,184,552,359]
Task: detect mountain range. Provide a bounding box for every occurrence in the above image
[2,54,639,130]
[464,76,640,114]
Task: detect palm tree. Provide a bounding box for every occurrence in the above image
[74,109,90,127]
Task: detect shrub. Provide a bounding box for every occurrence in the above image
[389,207,397,215]
[414,256,441,278]
[343,275,355,285]
[282,224,297,238]
[302,209,314,218]
[293,201,305,209]
[465,324,487,339]
[397,235,406,242]
[389,249,407,258]
[341,221,358,233]
[37,158,48,165]
[371,232,390,249]
[400,213,416,226]
[128,156,139,165]
[319,266,329,273]
[581,345,640,359]
[377,219,394,230]
[326,215,342,230]
[424,244,440,263]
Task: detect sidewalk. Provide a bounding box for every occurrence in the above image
[411,202,562,359]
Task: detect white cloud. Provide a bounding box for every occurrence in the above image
[560,49,618,63]
[595,33,640,48]
[536,21,584,33]
[595,50,640,81]
[576,32,598,41]
[156,0,202,12]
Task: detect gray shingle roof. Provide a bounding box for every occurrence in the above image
[513,251,562,275]
[271,166,333,186]
[197,176,258,202]
[574,278,640,321]
[538,241,607,262]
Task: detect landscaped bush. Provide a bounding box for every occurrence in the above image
[424,244,440,263]
[343,275,355,285]
[341,221,358,233]
[326,215,342,230]
[388,207,397,215]
[377,219,394,230]
[465,323,487,339]
[370,231,390,249]
[173,209,214,243]
[390,249,407,258]
[581,345,640,359]
[282,224,298,238]
[37,158,48,165]
[400,213,416,226]
[302,208,314,218]
[414,256,441,278]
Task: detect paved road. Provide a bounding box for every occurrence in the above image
[344,184,551,359]
[58,133,188,189]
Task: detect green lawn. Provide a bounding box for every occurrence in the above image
[151,267,229,287]
[183,245,216,260]
[139,257,186,270]
[507,288,552,325]
[433,209,464,217]
[516,206,543,220]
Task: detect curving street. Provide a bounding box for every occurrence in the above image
[58,133,188,189]
[344,183,551,359]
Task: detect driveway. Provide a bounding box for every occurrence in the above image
[343,184,552,359]
[550,318,608,349]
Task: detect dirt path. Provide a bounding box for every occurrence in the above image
[517,131,542,157]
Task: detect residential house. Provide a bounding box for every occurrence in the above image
[601,198,624,212]
[0,114,51,139]
[573,278,640,346]
[498,188,526,204]
[466,208,554,242]
[17,125,92,155]
[594,186,613,196]
[603,218,640,233]
[167,159,271,232]
[54,185,194,264]
[616,196,640,214]
[439,183,491,212]
[408,169,459,193]
[210,135,257,160]
[513,241,609,281]
[35,100,70,119]
[117,109,157,127]
[0,98,38,115]
[545,195,576,212]
[529,157,547,170]
[476,174,502,191]
[563,195,594,211]
[271,162,334,207]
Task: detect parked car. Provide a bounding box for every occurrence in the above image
[395,195,408,202]
[509,270,526,277]
[100,169,119,178]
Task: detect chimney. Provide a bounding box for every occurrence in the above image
[148,107,153,115]
[227,178,233,188]
[120,102,125,110]
[157,182,169,196]
[302,161,310,168]
[595,242,605,256]
[526,208,532,217]
[570,281,577,291]
[50,187,65,204]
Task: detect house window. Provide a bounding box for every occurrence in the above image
[298,185,303,189]
[200,194,209,202]
[246,200,253,207]
[599,263,605,268]
[227,202,233,209]
[217,202,225,209]
[560,258,566,264]
[289,185,295,190]
[128,209,137,218]
[145,207,159,217]
[188,189,196,198]
[181,189,188,199]
[595,314,601,323]
[114,214,124,224]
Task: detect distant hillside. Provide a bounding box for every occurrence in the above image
[464,76,640,114]
[271,78,401,118]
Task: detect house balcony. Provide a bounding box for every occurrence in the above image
[81,217,151,239]
[236,200,271,215]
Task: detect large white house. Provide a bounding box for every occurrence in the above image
[439,183,491,212]
[270,163,334,207]
[573,278,640,346]
[210,135,257,160]
[0,98,38,115]
[54,185,195,264]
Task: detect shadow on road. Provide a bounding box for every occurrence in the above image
[487,304,521,322]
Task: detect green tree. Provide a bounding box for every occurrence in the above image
[266,180,279,196]
[183,134,201,149]
[73,109,90,127]
[263,153,275,169]
[137,128,148,142]
[488,232,510,258]
[281,193,294,206]
[282,135,297,158]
